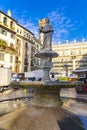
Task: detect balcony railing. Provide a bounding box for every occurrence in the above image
[3,22,8,27]
[0,40,16,54]
[10,26,15,30]
[0,21,15,31]
[6,46,16,54]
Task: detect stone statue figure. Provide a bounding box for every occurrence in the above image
[39,18,54,50]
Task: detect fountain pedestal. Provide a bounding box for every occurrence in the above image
[31,83,62,107]
[35,50,58,82]
[32,47,63,107]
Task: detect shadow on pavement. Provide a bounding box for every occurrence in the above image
[58,114,84,130]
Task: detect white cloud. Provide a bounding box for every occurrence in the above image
[18,19,39,37]
[12,9,75,44]
[12,10,39,37]
[47,9,75,43]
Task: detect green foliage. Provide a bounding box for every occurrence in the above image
[0,40,15,54]
[4,22,8,27]
[10,26,15,30]
[0,39,7,47]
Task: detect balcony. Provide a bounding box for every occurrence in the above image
[0,40,16,54]
[6,46,16,55]
[3,22,8,27]
[0,40,7,51]
[0,46,6,52]
[0,21,15,32]
[10,26,15,31]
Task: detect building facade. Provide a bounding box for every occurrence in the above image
[52,41,87,77]
[0,10,41,73]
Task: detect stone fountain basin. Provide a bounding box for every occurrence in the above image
[35,50,58,58]
[11,80,82,89]
[0,81,83,130]
[11,81,83,107]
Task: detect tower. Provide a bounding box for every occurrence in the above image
[7,10,11,17]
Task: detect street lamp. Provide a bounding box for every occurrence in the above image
[71,54,76,71]
[63,62,68,77]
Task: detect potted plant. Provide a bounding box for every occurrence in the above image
[0,39,7,50]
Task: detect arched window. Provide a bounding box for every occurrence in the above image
[3,17,7,24]
[10,21,13,27]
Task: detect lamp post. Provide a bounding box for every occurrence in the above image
[63,62,68,77]
[71,55,76,71]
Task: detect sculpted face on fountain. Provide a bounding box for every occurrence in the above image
[39,18,54,51]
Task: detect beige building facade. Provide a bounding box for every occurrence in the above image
[52,41,87,77]
[0,10,41,73]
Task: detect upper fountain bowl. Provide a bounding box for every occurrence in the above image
[35,49,58,58]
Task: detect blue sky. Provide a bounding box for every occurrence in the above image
[0,0,87,44]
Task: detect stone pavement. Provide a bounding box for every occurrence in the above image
[60,88,87,100]
[0,89,33,101]
[0,88,86,130]
[0,105,61,130]
[0,104,85,130]
[0,88,87,102]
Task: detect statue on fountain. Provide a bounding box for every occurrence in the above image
[39,18,54,51]
[35,18,58,82]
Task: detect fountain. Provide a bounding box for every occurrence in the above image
[0,18,82,130]
[30,18,63,107]
[11,18,79,107]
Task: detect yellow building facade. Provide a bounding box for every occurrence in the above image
[52,41,87,77]
[0,10,41,73]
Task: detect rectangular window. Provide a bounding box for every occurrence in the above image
[20,30,22,34]
[27,33,28,37]
[11,33,15,39]
[10,21,13,27]
[62,51,65,55]
[10,43,14,48]
[0,53,4,61]
[10,56,13,63]
[1,29,7,35]
[17,28,19,33]
[29,35,30,39]
[3,17,7,24]
[24,31,26,36]
[79,50,81,54]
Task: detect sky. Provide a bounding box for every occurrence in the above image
[0,0,87,44]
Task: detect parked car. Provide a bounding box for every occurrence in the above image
[75,79,87,93]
